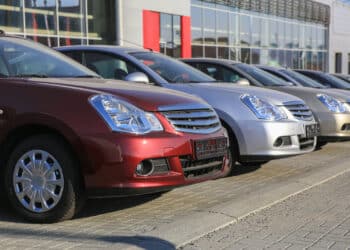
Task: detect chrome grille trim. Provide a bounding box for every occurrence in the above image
[283,101,314,121]
[159,103,221,134]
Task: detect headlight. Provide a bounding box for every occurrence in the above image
[90,94,163,134]
[317,94,348,113]
[241,94,287,121]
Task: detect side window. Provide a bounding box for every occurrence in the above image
[63,51,83,64]
[83,52,138,80]
[0,56,9,77]
[199,63,243,83]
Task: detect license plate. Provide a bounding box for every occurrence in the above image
[193,137,227,160]
[305,123,320,138]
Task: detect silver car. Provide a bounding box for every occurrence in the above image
[182,58,350,144]
[57,46,319,171]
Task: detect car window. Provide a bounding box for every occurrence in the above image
[197,63,243,83]
[263,69,288,81]
[0,37,97,78]
[321,74,350,89]
[300,71,350,89]
[281,70,326,88]
[63,51,83,64]
[234,63,290,86]
[130,52,216,83]
[0,56,9,77]
[83,52,138,80]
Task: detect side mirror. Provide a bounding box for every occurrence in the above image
[236,78,250,86]
[124,72,150,84]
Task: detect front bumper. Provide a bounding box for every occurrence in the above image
[316,112,350,142]
[237,120,317,162]
[79,129,228,197]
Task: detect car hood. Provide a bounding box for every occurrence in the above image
[269,86,350,103]
[167,83,304,105]
[26,78,206,111]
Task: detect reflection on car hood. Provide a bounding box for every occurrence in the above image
[169,83,305,106]
[269,86,350,103]
[26,78,206,111]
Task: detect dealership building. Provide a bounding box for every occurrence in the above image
[1,0,350,74]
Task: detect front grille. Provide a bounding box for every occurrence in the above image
[299,136,315,151]
[283,101,314,121]
[159,104,221,134]
[180,156,224,179]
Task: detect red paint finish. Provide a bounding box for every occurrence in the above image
[65,17,71,46]
[0,36,229,199]
[181,16,192,58]
[32,13,38,42]
[143,10,160,52]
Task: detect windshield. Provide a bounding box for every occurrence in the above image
[322,74,350,89]
[281,69,326,88]
[130,52,216,83]
[0,37,99,78]
[334,74,350,83]
[235,63,290,87]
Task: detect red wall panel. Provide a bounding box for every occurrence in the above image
[143,10,160,52]
[181,16,192,58]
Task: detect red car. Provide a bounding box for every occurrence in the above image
[0,33,229,223]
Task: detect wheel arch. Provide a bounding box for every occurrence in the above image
[0,118,87,190]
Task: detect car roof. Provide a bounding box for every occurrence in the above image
[255,65,285,71]
[181,58,242,65]
[57,45,149,55]
[295,69,323,74]
[333,73,350,77]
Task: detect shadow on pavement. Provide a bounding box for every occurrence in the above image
[0,192,163,223]
[230,163,262,176]
[78,192,163,218]
[0,226,175,249]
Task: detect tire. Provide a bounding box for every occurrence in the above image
[4,134,83,223]
[316,141,327,149]
[222,126,238,177]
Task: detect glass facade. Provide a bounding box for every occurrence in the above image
[191,0,329,71]
[160,13,181,58]
[0,0,115,46]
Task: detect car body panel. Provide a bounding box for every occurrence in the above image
[0,37,229,198]
[57,46,319,160]
[182,58,350,142]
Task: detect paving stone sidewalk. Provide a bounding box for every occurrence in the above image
[183,168,350,250]
[0,142,349,249]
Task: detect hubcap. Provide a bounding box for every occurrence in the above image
[13,150,64,213]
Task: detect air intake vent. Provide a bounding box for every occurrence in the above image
[283,101,314,121]
[159,104,221,134]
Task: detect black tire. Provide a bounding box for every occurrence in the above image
[4,134,83,223]
[222,126,238,177]
[316,141,328,149]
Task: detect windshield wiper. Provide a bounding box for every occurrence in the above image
[14,74,48,78]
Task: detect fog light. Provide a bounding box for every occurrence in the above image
[341,124,350,131]
[274,137,283,147]
[273,136,292,147]
[135,160,154,176]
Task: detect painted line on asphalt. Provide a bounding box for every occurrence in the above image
[177,166,350,249]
